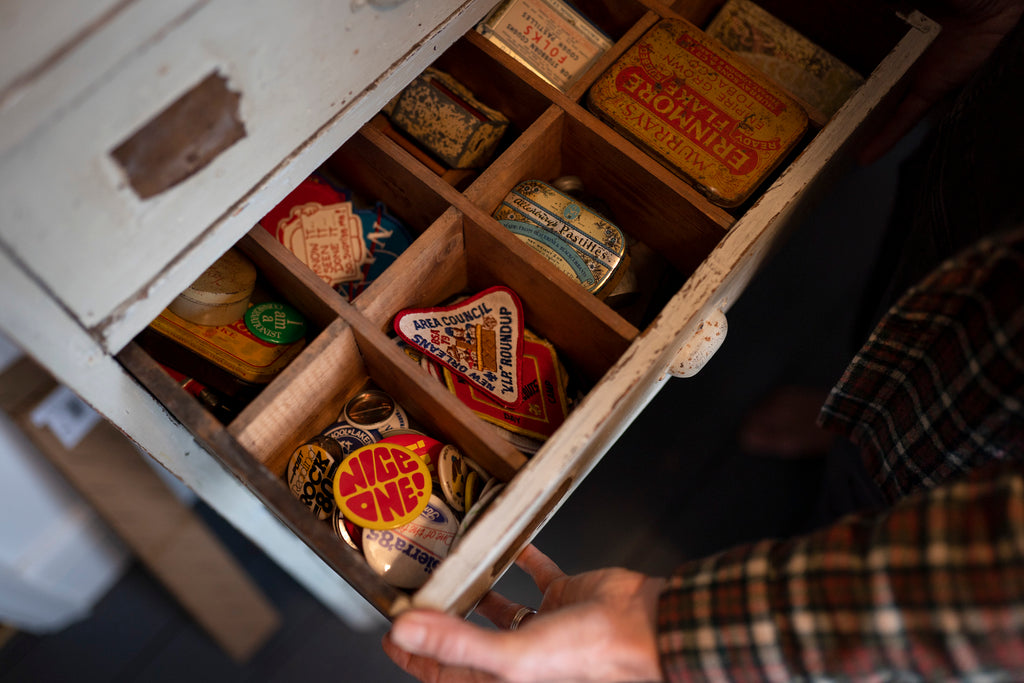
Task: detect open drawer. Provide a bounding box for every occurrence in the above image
[118,0,937,618]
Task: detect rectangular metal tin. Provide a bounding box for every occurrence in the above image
[476,0,612,91]
[383,67,510,169]
[588,18,808,207]
[706,0,864,118]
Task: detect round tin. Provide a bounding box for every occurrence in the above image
[342,389,409,434]
[168,248,257,327]
[332,508,364,552]
[361,494,459,589]
[286,435,345,521]
[244,301,307,344]
[437,444,468,513]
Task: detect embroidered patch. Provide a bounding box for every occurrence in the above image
[393,286,525,407]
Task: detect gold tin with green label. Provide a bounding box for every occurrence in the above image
[383,67,509,169]
[588,18,808,207]
[493,180,628,297]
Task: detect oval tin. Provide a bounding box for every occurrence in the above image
[588,18,808,207]
[493,180,628,297]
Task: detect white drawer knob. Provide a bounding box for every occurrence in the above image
[668,309,728,378]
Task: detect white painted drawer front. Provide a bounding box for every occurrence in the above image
[0,0,495,349]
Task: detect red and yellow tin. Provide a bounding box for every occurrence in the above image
[588,18,808,207]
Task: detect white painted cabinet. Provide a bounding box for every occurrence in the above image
[0,0,937,624]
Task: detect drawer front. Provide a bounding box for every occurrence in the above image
[111,1,938,618]
[0,0,498,348]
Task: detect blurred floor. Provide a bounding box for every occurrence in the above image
[0,129,924,683]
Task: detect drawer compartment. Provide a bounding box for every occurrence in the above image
[119,0,937,618]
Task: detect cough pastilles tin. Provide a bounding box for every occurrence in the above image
[588,18,808,207]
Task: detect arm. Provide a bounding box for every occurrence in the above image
[658,459,1024,681]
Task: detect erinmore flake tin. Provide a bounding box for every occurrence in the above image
[493,180,627,296]
[588,19,808,207]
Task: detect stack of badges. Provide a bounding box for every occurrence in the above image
[259,175,413,302]
[392,286,572,454]
[282,388,508,590]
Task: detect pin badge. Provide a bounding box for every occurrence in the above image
[393,286,525,407]
[361,495,459,589]
[333,443,432,530]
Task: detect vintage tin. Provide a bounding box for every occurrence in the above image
[168,248,257,327]
[706,0,864,119]
[139,305,306,400]
[383,67,510,169]
[476,0,613,91]
[286,435,345,521]
[588,19,808,207]
[493,180,628,297]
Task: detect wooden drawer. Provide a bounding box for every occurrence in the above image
[0,0,495,350]
[115,0,937,618]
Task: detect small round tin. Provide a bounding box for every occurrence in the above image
[341,389,409,435]
[437,445,468,513]
[244,301,307,344]
[332,507,364,552]
[168,248,257,327]
[361,494,459,589]
[286,435,345,521]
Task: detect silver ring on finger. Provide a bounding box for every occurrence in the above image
[509,606,537,631]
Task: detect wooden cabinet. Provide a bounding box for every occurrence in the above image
[0,0,938,625]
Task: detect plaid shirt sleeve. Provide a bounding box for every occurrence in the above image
[657,228,1024,681]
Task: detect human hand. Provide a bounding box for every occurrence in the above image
[858,0,1024,164]
[382,544,667,682]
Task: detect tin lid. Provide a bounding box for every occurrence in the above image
[361,494,459,589]
[437,444,468,513]
[333,442,432,529]
[244,301,307,344]
[588,18,808,207]
[286,436,345,521]
[343,389,409,433]
[168,249,257,327]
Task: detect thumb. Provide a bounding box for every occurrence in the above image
[391,609,518,674]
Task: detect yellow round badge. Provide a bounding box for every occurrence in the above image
[333,443,432,530]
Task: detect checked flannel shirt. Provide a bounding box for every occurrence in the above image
[656,227,1024,681]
